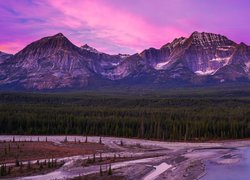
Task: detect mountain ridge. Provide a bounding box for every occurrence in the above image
[0,31,249,90]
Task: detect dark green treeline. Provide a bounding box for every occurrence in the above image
[0,91,249,141]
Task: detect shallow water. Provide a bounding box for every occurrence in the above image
[202,147,250,180]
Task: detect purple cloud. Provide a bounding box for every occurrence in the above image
[0,0,249,54]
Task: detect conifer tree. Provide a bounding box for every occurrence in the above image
[108,164,112,175]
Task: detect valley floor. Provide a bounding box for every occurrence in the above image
[0,135,249,180]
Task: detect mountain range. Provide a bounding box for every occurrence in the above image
[0,31,250,90]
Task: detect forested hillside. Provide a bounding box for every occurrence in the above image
[0,88,249,141]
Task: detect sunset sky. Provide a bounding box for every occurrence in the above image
[1,0,250,54]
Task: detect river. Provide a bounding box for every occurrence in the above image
[202,147,250,180]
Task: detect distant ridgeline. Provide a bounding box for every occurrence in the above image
[0,91,249,140]
[0,31,250,91]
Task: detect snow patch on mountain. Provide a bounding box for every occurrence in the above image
[217,46,233,51]
[155,61,170,70]
[118,54,130,59]
[210,57,231,64]
[81,44,99,53]
[111,62,120,66]
[245,62,250,72]
[245,62,250,69]
[195,70,215,75]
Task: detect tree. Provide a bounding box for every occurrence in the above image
[108,164,112,175]
[4,146,7,155]
[27,161,31,169]
[8,144,10,152]
[39,163,43,170]
[19,162,23,173]
[99,153,102,162]
[48,159,51,168]
[64,136,68,143]
[100,166,103,176]
[93,153,96,163]
[15,159,20,167]
[7,166,11,175]
[87,156,91,164]
[0,164,6,176]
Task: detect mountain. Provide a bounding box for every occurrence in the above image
[0,31,249,90]
[0,33,98,89]
[81,44,99,53]
[0,51,13,86]
[0,51,12,64]
[138,31,250,83]
[80,44,125,78]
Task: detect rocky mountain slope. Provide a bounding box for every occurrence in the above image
[0,31,249,90]
[0,51,12,64]
[140,32,250,82]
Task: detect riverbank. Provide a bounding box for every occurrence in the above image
[0,135,249,179]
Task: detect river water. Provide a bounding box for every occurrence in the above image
[202,147,250,180]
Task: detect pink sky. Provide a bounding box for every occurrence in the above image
[0,0,250,54]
